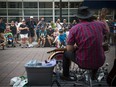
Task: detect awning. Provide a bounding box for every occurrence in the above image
[82,0,116,9]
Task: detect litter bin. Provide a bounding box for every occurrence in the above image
[25,60,56,86]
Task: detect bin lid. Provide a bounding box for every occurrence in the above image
[25,59,56,68]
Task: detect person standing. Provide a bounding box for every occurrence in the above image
[10,21,17,46]
[39,17,46,30]
[0,17,6,47]
[26,16,36,47]
[56,19,62,30]
[0,17,6,33]
[17,18,22,41]
[19,19,29,48]
[62,19,68,29]
[61,6,109,81]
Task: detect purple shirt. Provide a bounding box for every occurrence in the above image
[67,21,108,69]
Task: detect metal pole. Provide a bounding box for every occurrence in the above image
[38,0,39,20]
[53,0,55,23]
[22,0,24,19]
[68,0,70,24]
[59,0,62,21]
[6,0,8,24]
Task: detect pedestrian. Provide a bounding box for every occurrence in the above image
[19,19,29,48]
[0,17,6,33]
[26,16,36,47]
[0,17,6,45]
[62,19,68,29]
[10,21,17,46]
[56,19,62,30]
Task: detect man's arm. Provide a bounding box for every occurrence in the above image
[66,45,74,52]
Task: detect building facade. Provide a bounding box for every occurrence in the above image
[0,0,115,23]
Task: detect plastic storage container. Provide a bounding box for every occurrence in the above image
[25,60,56,86]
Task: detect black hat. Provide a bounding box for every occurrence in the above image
[77,6,94,19]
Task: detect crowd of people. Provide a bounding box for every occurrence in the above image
[0,16,76,48]
[0,10,116,49]
[0,17,67,48]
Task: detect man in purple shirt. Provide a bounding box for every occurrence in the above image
[61,6,109,81]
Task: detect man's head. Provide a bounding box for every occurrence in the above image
[30,16,33,21]
[63,19,67,23]
[41,17,44,21]
[77,6,94,20]
[11,21,15,25]
[59,29,63,34]
[22,19,26,24]
[48,26,52,30]
[57,19,60,23]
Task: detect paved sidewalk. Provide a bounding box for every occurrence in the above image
[0,46,115,87]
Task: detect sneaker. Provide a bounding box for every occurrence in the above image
[37,45,40,48]
[28,44,33,48]
[60,75,77,81]
[42,45,44,48]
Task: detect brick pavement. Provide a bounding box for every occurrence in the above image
[0,46,115,87]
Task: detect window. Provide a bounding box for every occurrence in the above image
[55,9,60,15]
[55,2,59,8]
[0,9,6,15]
[24,9,38,16]
[39,2,52,8]
[44,17,52,22]
[62,9,68,15]
[70,9,78,15]
[8,9,22,16]
[39,9,52,16]
[8,2,22,8]
[24,2,37,8]
[0,2,6,8]
[70,2,82,8]
[8,17,21,23]
[55,2,68,8]
[55,9,68,15]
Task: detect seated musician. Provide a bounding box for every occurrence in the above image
[61,6,109,81]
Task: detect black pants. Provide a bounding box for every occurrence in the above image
[63,51,98,79]
[63,51,76,77]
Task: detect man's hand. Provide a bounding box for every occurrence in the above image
[66,44,78,52]
[66,45,74,52]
